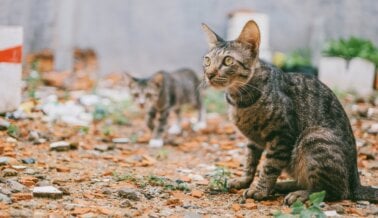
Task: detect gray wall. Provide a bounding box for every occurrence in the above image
[1,0,377,76]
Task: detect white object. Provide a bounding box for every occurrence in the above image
[50,141,70,151]
[0,26,23,113]
[192,121,207,132]
[112,138,130,144]
[168,124,182,135]
[319,57,375,96]
[148,138,164,148]
[227,10,271,61]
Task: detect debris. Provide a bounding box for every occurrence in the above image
[2,168,18,177]
[191,190,204,198]
[50,141,71,151]
[32,186,63,199]
[112,138,130,144]
[0,193,11,204]
[118,188,142,201]
[21,157,36,164]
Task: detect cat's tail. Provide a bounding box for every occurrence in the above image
[352,185,378,203]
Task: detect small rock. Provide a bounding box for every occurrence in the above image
[6,180,28,193]
[0,119,10,130]
[357,200,370,206]
[50,141,70,151]
[33,186,63,199]
[2,168,18,177]
[118,188,142,201]
[330,204,345,214]
[120,199,132,208]
[21,158,36,164]
[112,138,130,144]
[11,165,27,170]
[188,174,204,181]
[11,192,33,202]
[367,124,378,134]
[0,157,9,165]
[94,144,110,152]
[0,193,11,204]
[191,190,203,198]
[324,210,339,217]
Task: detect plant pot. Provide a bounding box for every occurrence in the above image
[318,57,376,96]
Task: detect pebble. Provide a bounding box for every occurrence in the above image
[0,119,10,130]
[32,186,63,199]
[94,144,110,152]
[0,193,11,204]
[2,168,18,177]
[120,199,132,208]
[50,141,71,151]
[188,174,204,181]
[0,157,9,165]
[6,180,28,193]
[367,123,378,134]
[21,158,36,164]
[112,138,130,144]
[118,188,142,201]
[330,204,345,214]
[324,210,339,217]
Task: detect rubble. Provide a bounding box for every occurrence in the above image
[32,186,63,199]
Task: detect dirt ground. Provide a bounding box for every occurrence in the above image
[0,87,377,217]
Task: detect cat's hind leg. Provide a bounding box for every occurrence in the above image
[285,127,350,205]
[168,107,182,135]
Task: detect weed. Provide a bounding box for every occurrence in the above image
[7,124,20,138]
[274,191,327,218]
[208,167,231,192]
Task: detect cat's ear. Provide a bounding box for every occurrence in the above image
[201,23,225,49]
[151,72,164,88]
[123,72,136,87]
[236,20,260,49]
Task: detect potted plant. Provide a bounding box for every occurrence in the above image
[319,37,378,96]
[273,49,318,77]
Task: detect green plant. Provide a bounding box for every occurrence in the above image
[274,191,327,218]
[208,167,231,192]
[7,124,20,138]
[156,149,169,160]
[282,49,313,69]
[323,37,378,66]
[25,71,42,100]
[101,125,113,136]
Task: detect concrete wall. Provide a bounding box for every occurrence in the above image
[0,0,377,76]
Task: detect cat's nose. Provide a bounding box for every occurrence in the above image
[206,71,217,80]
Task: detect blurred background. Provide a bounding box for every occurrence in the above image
[1,0,377,76]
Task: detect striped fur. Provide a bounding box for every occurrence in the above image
[126,69,205,146]
[201,21,377,204]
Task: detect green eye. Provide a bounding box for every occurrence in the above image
[223,56,234,66]
[203,57,211,67]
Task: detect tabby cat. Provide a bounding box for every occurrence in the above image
[201,20,377,204]
[125,69,206,148]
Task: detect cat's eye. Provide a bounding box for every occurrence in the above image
[133,93,139,98]
[223,56,234,66]
[203,57,211,67]
[145,93,152,98]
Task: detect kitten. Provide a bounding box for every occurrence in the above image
[201,20,377,204]
[125,69,206,148]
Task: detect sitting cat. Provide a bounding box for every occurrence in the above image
[125,68,206,148]
[201,20,377,204]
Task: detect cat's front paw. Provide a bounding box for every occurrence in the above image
[148,138,164,148]
[227,177,253,190]
[168,124,182,135]
[284,190,309,205]
[243,188,270,201]
[192,121,207,132]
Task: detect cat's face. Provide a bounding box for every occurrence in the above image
[126,74,162,109]
[201,21,260,90]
